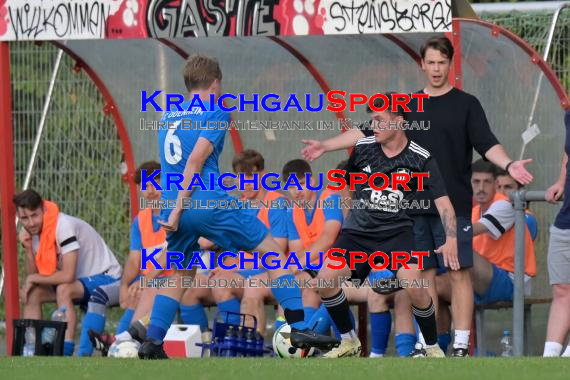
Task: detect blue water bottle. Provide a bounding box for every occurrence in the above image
[255,332,265,357]
[224,326,237,357]
[236,327,246,357]
[245,330,256,357]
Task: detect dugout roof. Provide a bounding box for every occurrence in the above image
[57,18,569,201]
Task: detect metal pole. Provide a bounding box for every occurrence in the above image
[22,49,63,190]
[0,41,20,356]
[520,4,569,160]
[511,190,527,357]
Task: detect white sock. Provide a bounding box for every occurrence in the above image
[562,345,570,357]
[543,341,563,357]
[417,331,427,347]
[115,331,133,342]
[453,330,470,349]
[542,342,562,358]
[369,352,384,358]
[341,330,357,341]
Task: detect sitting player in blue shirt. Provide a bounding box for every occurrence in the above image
[240,159,343,338]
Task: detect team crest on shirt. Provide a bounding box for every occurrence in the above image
[362,187,404,213]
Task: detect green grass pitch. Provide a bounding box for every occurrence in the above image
[1,357,569,380]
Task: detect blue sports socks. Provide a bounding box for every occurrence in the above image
[370,311,392,356]
[180,304,209,332]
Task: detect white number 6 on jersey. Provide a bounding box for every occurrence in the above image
[164,122,182,164]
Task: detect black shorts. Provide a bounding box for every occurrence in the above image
[413,214,473,270]
[329,227,418,281]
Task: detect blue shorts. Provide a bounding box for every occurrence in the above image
[368,270,395,281]
[163,201,268,268]
[474,265,514,305]
[77,273,121,308]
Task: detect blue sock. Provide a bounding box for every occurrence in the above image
[395,333,417,357]
[438,332,452,353]
[116,308,135,334]
[270,274,306,330]
[218,298,241,325]
[304,307,317,324]
[147,295,180,342]
[78,312,106,356]
[308,304,331,334]
[64,340,75,356]
[370,311,391,355]
[180,304,209,331]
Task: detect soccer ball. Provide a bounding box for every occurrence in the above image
[272,324,314,358]
[107,339,141,358]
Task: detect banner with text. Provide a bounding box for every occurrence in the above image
[0,0,452,41]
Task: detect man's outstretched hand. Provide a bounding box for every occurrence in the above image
[301,139,325,162]
[508,159,533,185]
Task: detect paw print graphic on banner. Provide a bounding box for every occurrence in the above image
[0,0,9,36]
[106,0,146,38]
[278,0,327,36]
[122,0,139,27]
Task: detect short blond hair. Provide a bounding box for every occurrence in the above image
[182,54,222,92]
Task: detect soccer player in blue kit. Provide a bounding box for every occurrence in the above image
[138,54,338,359]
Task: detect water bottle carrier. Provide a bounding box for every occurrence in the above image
[195,311,270,358]
[12,319,67,356]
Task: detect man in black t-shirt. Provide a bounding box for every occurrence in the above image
[295,96,457,358]
[301,37,533,357]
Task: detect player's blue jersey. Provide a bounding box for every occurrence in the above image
[129,213,162,251]
[158,100,231,202]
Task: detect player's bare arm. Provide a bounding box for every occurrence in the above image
[120,249,144,308]
[143,246,169,280]
[471,222,490,237]
[159,136,214,232]
[20,229,37,276]
[546,152,567,203]
[433,196,460,271]
[23,251,78,303]
[288,239,305,273]
[301,129,363,161]
[484,144,533,185]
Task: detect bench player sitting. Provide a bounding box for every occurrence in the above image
[16,189,122,356]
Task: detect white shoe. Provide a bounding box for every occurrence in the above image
[323,337,362,358]
[409,343,445,358]
[425,345,446,357]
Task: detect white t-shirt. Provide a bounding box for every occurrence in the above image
[32,213,122,279]
[478,200,515,240]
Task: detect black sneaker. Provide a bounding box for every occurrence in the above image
[138,339,169,360]
[408,347,427,357]
[289,328,340,350]
[128,321,147,344]
[88,329,114,357]
[451,347,469,357]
